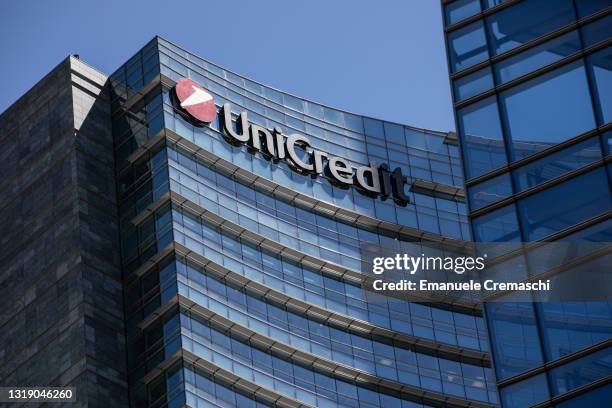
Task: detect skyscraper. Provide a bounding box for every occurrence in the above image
[442,0,612,406]
[109,37,497,407]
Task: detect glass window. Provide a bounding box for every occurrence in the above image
[555,383,612,407]
[448,21,489,72]
[513,137,603,192]
[500,61,596,161]
[472,204,521,242]
[468,172,513,210]
[457,96,507,179]
[384,122,404,144]
[574,0,612,18]
[549,345,612,396]
[453,67,494,101]
[581,14,612,47]
[499,373,550,408]
[485,301,544,380]
[363,118,384,138]
[445,0,481,25]
[537,302,612,361]
[495,31,581,84]
[483,0,510,8]
[587,48,612,126]
[517,167,612,241]
[486,0,576,56]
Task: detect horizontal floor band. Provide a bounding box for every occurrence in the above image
[133,242,490,367]
[141,349,313,408]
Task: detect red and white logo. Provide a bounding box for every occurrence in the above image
[174,78,216,123]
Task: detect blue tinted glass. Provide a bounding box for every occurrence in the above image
[549,346,612,396]
[483,0,509,7]
[561,218,612,242]
[472,204,521,242]
[555,383,612,407]
[468,172,513,211]
[363,118,384,138]
[445,0,481,25]
[454,67,494,101]
[517,167,612,241]
[575,0,612,18]
[606,131,612,156]
[513,137,603,192]
[457,96,507,179]
[588,48,612,125]
[500,373,550,407]
[485,302,544,380]
[383,122,404,144]
[581,14,612,47]
[495,31,581,84]
[501,61,596,161]
[486,0,576,56]
[537,302,612,361]
[448,21,489,72]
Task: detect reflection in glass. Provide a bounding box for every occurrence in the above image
[453,67,494,101]
[468,172,513,211]
[499,373,550,408]
[500,61,596,161]
[485,301,543,380]
[537,302,612,361]
[448,21,489,72]
[494,31,581,84]
[444,0,481,26]
[486,0,575,56]
[549,345,612,396]
[457,96,507,179]
[517,167,612,241]
[588,48,612,125]
[513,137,602,192]
[472,204,521,242]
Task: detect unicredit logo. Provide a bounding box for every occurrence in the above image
[172,77,410,206]
[173,78,216,123]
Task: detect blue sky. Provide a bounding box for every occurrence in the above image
[0,0,455,131]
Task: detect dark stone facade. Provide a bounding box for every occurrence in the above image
[0,57,129,407]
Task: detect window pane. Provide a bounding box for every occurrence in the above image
[457,96,507,179]
[537,302,612,361]
[549,346,612,396]
[453,67,494,101]
[513,137,603,192]
[500,61,596,161]
[468,172,513,211]
[448,21,489,72]
[574,0,612,18]
[581,14,612,47]
[485,301,543,380]
[588,48,612,126]
[500,373,550,408]
[445,0,481,25]
[494,31,581,84]
[517,167,612,241]
[486,0,576,56]
[472,204,521,242]
[556,383,612,407]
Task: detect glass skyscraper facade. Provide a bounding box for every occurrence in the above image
[108,37,498,407]
[442,0,612,406]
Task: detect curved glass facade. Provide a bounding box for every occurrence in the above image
[109,37,497,407]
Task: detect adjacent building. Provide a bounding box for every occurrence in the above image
[0,57,129,406]
[442,0,612,406]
